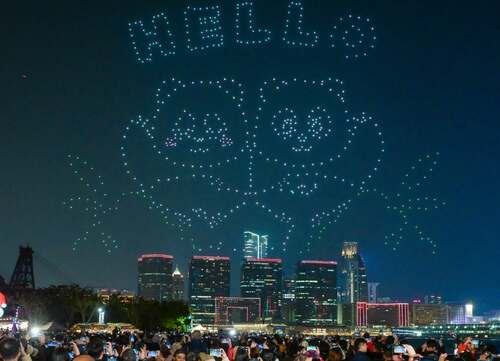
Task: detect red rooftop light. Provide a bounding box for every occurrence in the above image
[192,255,230,261]
[246,257,282,263]
[138,253,174,262]
[301,260,337,265]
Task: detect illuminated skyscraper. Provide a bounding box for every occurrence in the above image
[189,255,230,325]
[243,231,268,259]
[337,242,368,304]
[295,260,337,325]
[448,303,466,324]
[137,254,173,302]
[172,266,185,301]
[282,276,296,323]
[240,258,282,320]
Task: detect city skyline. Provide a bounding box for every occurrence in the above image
[1,0,499,314]
[0,234,494,313]
[2,242,494,326]
[130,246,487,326]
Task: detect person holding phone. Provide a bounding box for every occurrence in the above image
[209,349,223,358]
[458,338,472,355]
[235,345,250,361]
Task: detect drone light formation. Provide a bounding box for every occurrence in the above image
[310,153,446,254]
[282,0,319,48]
[235,1,272,45]
[128,0,376,61]
[67,76,443,256]
[185,4,224,52]
[65,2,445,257]
[330,14,376,59]
[128,12,176,64]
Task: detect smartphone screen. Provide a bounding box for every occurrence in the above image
[393,346,406,354]
[210,349,222,357]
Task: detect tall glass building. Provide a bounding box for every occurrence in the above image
[172,266,185,301]
[337,242,368,304]
[243,231,268,259]
[282,276,296,323]
[240,257,282,321]
[137,254,174,302]
[295,260,337,325]
[189,255,230,325]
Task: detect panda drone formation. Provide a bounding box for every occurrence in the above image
[64,1,445,255]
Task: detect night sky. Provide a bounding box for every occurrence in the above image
[1,0,499,312]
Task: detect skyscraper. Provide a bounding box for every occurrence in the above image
[172,266,185,301]
[240,258,282,320]
[282,276,296,323]
[243,231,268,259]
[368,282,380,303]
[189,255,230,325]
[448,303,466,324]
[295,260,337,325]
[137,254,173,302]
[337,242,368,304]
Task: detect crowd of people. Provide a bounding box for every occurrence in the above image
[0,329,498,361]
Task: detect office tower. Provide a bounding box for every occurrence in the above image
[338,303,356,327]
[337,242,368,304]
[282,276,296,323]
[172,266,185,301]
[295,260,337,325]
[189,255,230,325]
[448,303,466,324]
[243,231,269,259]
[137,254,173,302]
[240,258,282,320]
[368,282,380,303]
